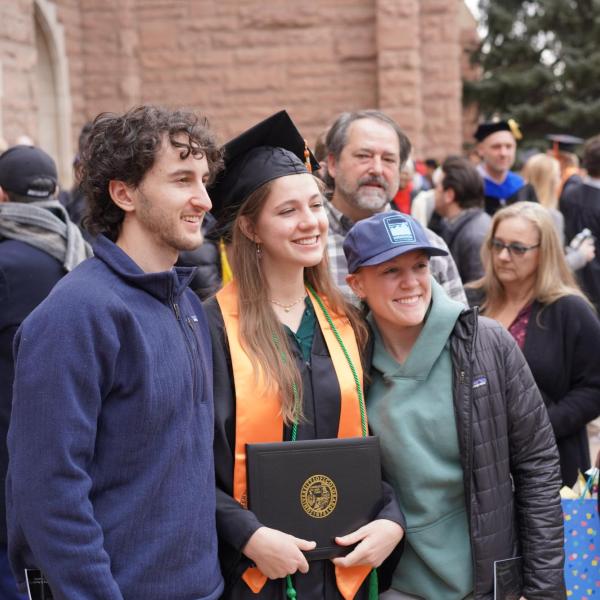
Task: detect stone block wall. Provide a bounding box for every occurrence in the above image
[459,0,481,151]
[0,0,39,145]
[0,0,477,184]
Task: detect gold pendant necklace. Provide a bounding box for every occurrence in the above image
[270,295,306,313]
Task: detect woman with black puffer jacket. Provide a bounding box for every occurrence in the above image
[344,210,565,600]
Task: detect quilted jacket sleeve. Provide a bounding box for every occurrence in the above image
[501,327,565,599]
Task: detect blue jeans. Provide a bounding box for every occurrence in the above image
[0,546,27,600]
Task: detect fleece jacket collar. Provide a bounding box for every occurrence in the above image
[92,234,196,303]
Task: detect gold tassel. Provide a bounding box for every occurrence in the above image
[507,118,523,141]
[219,238,233,285]
[304,139,312,173]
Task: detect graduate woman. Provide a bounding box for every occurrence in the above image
[205,111,405,600]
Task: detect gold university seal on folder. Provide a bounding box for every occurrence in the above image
[300,474,338,518]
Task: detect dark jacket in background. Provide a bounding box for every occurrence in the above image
[449,310,564,598]
[467,289,600,486]
[560,181,600,310]
[178,214,222,300]
[440,208,492,284]
[59,187,86,230]
[525,297,600,485]
[204,297,405,600]
[0,240,66,545]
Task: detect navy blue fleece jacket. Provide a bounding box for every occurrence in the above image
[6,235,223,600]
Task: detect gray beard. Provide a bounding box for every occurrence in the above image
[343,187,390,213]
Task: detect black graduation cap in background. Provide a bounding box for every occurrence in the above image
[546,133,584,154]
[474,118,523,142]
[208,110,319,239]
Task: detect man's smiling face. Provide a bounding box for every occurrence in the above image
[124,133,212,265]
[328,118,401,217]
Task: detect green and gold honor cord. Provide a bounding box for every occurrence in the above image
[272,285,378,599]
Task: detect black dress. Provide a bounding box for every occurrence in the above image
[203,298,404,600]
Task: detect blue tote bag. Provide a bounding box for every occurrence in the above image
[562,475,600,599]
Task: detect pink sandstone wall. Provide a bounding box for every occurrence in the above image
[1,0,477,176]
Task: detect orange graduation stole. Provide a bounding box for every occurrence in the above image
[216,281,371,600]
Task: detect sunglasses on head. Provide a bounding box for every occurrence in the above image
[490,239,540,257]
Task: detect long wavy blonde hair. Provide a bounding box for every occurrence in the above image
[230,178,368,425]
[468,201,591,314]
[521,153,561,210]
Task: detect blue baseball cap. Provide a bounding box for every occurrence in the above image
[343,211,448,274]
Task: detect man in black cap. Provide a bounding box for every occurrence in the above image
[560,134,600,310]
[323,110,467,304]
[474,119,537,215]
[0,145,91,599]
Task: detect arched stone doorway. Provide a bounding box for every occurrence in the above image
[34,0,73,188]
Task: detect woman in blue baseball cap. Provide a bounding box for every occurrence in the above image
[344,210,565,600]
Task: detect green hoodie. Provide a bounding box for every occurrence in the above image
[367,279,473,599]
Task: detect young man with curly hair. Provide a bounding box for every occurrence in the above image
[6,106,225,600]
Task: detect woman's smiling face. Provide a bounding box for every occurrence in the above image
[348,250,432,331]
[249,173,328,270]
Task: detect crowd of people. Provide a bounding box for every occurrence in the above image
[1,103,599,600]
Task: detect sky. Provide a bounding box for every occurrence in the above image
[465,0,480,20]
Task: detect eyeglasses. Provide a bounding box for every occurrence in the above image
[490,239,540,257]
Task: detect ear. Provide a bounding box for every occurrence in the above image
[326,153,337,180]
[238,215,258,243]
[108,180,137,213]
[346,272,366,300]
[443,187,456,206]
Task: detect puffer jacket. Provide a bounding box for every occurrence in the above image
[450,308,565,599]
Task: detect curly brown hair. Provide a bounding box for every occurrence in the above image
[81,105,223,241]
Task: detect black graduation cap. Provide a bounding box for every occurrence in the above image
[474,119,522,142]
[208,110,319,238]
[546,134,584,154]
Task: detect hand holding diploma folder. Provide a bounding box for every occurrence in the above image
[245,436,384,560]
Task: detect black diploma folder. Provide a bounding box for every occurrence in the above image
[246,436,382,560]
[493,557,523,600]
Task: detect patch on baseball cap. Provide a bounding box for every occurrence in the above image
[343,210,448,274]
[384,215,416,245]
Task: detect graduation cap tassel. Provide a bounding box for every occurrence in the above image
[507,119,522,141]
[303,139,312,173]
[368,568,378,599]
[286,575,297,598]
